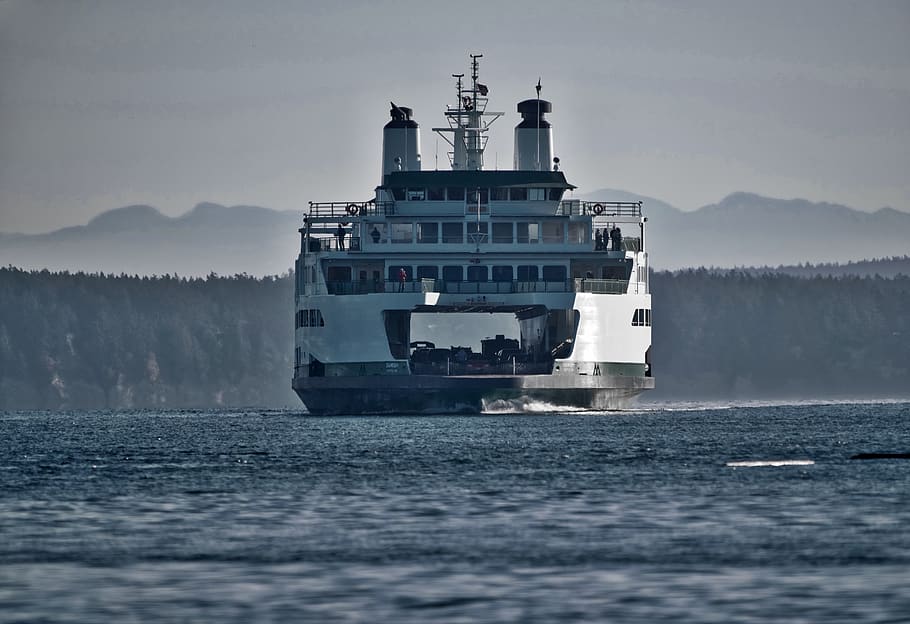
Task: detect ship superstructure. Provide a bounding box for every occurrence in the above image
[293,55,653,414]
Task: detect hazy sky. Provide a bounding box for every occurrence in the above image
[1,0,908,233]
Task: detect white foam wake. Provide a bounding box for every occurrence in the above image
[726,459,815,467]
[481,397,590,414]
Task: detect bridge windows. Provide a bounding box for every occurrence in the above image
[467,222,488,244]
[417,222,438,243]
[390,222,413,244]
[467,188,490,205]
[386,185,569,203]
[516,222,540,244]
[365,219,583,247]
[442,222,464,243]
[492,222,513,244]
[568,221,587,244]
[542,221,565,243]
[491,187,509,201]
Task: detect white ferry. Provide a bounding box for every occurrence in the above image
[293,55,653,414]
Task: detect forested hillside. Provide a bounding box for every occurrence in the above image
[650,270,910,398]
[1,267,908,409]
[0,268,296,409]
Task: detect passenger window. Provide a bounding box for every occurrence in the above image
[443,265,463,281]
[467,265,488,282]
[492,266,513,282]
[442,222,463,243]
[542,265,566,281]
[416,266,439,280]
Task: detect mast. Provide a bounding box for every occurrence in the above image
[535,78,541,171]
[432,54,503,171]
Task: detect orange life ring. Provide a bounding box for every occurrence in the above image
[346,203,359,216]
[592,203,604,215]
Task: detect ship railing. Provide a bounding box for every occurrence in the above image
[307,201,396,219]
[305,236,361,252]
[411,360,554,377]
[557,200,642,217]
[304,234,639,254]
[573,278,630,294]
[592,236,641,253]
[322,278,630,295]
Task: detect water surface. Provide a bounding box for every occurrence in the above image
[2,402,909,622]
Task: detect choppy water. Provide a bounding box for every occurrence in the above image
[2,401,909,622]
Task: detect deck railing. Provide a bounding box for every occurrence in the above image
[307,201,396,219]
[557,200,642,217]
[306,235,640,254]
[307,200,641,220]
[322,278,630,296]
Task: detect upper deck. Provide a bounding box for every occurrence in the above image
[295,55,649,300]
[303,195,643,253]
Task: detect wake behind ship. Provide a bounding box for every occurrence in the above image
[293,55,653,414]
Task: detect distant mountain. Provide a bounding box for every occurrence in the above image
[581,190,910,270]
[1,193,908,275]
[0,203,302,276]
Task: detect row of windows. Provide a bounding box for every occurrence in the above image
[386,265,568,283]
[296,309,325,328]
[632,308,652,327]
[391,187,565,202]
[370,220,587,245]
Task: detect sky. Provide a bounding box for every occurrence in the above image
[1,0,908,234]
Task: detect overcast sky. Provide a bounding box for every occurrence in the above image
[1,0,908,233]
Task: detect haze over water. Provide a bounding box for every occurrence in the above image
[2,402,909,622]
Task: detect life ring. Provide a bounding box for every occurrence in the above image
[345,203,359,216]
[592,203,604,215]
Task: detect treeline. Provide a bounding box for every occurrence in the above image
[744,255,910,279]
[0,268,296,409]
[0,267,908,409]
[650,270,910,398]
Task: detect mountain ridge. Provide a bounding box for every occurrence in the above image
[2,193,907,275]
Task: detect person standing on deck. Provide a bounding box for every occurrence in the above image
[398,267,407,292]
[336,223,346,250]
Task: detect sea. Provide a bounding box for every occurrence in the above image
[2,400,909,623]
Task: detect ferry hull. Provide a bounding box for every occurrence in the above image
[293,374,654,415]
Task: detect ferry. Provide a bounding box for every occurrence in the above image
[293,55,653,414]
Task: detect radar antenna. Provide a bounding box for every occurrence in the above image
[432,54,503,170]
